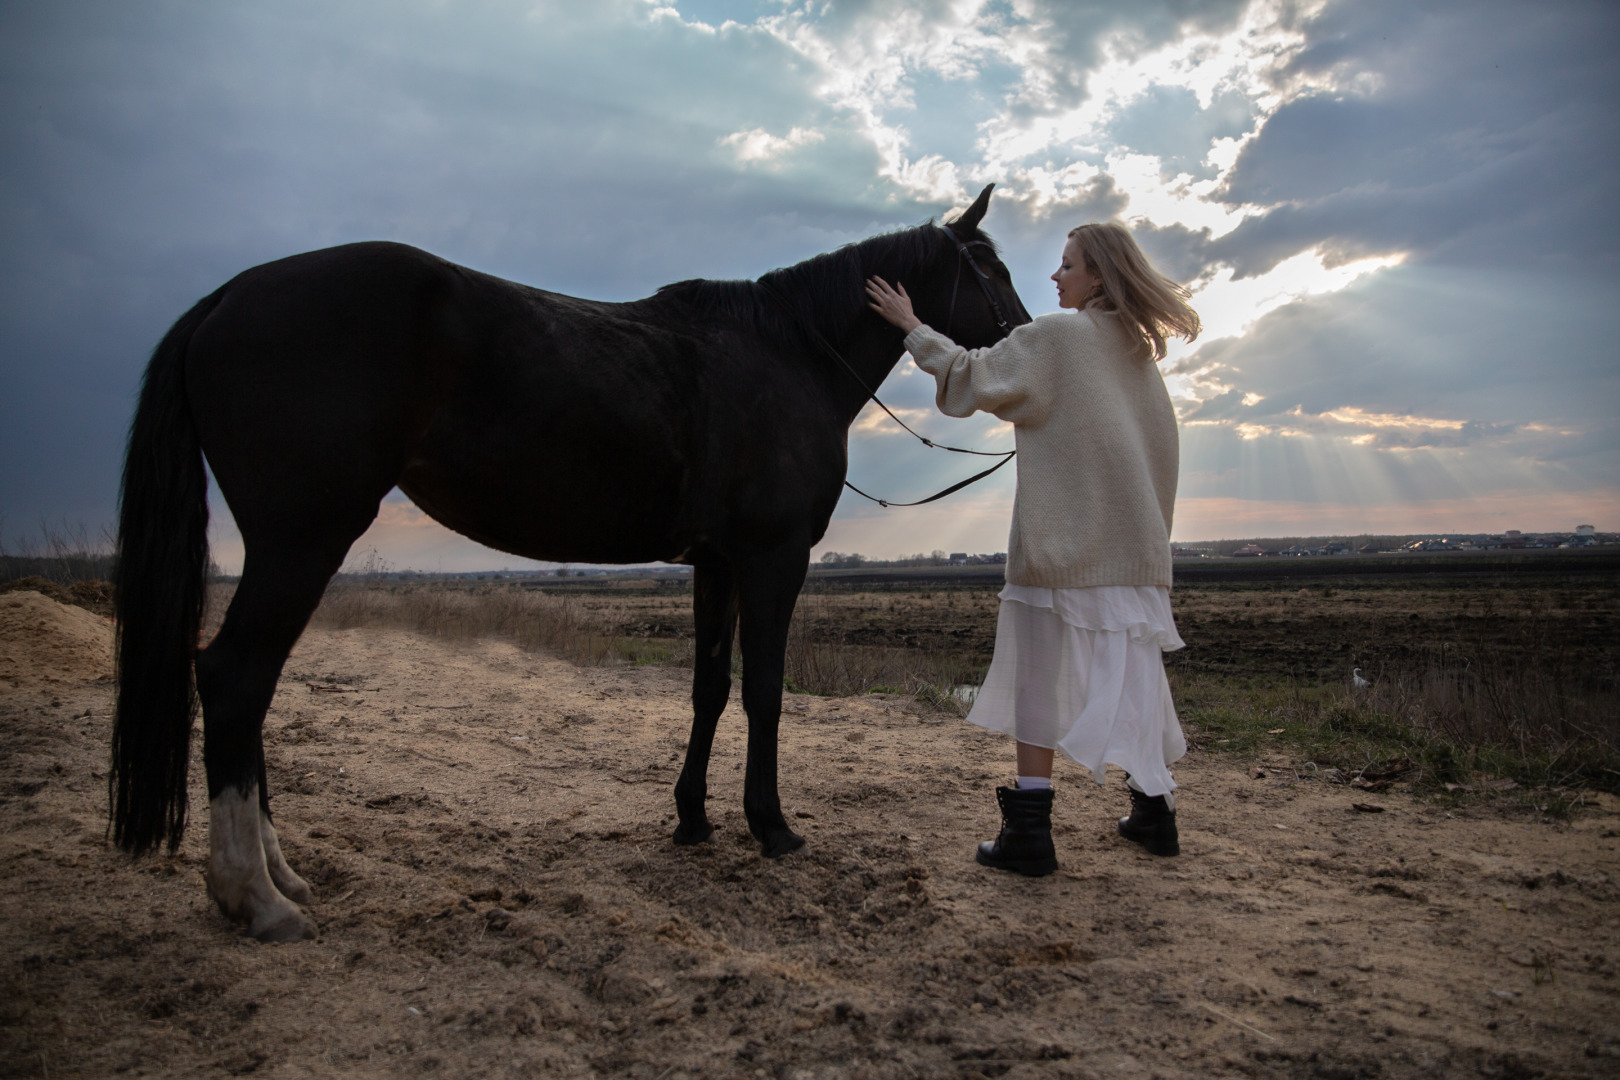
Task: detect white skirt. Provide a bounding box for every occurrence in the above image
[964,584,1187,800]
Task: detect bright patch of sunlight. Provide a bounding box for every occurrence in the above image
[1161,248,1406,400]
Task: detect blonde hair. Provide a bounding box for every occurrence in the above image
[1067,222,1200,361]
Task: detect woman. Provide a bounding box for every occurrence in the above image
[865,221,1199,874]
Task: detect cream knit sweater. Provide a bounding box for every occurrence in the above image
[904,309,1178,589]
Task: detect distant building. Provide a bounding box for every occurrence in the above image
[1577,524,1596,536]
[1232,544,1264,557]
[1506,529,1522,538]
[949,553,968,565]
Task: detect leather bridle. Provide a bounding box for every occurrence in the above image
[938,224,1015,339]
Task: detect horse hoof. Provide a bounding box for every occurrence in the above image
[760,829,806,859]
[274,876,314,906]
[672,821,714,846]
[253,910,316,943]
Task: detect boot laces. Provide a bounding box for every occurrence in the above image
[1128,786,1164,816]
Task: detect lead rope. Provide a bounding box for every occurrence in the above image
[757,276,1015,508]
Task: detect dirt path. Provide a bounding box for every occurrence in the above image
[2,615,1617,1078]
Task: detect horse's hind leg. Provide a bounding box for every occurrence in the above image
[195,544,348,941]
[257,750,310,904]
[673,562,738,845]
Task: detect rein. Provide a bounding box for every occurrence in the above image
[758,225,1016,508]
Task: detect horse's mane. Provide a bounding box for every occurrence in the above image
[654,220,998,348]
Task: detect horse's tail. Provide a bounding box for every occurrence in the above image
[111,287,225,855]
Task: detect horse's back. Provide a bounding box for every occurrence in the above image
[179,241,715,561]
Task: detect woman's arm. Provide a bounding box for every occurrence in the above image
[866,275,1048,425]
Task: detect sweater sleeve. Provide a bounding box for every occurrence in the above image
[903,321,1052,427]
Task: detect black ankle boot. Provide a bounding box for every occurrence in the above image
[1117,786,1179,857]
[975,785,1058,877]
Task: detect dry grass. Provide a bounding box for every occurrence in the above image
[1353,643,1620,796]
[292,582,983,710]
[1362,648,1617,758]
[301,583,680,667]
[1171,645,1620,800]
[784,588,978,709]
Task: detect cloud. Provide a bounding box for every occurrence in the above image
[1164,261,1620,519]
[719,125,826,165]
[1211,0,1620,276]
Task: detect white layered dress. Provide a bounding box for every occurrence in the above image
[899,313,1188,802]
[965,583,1186,800]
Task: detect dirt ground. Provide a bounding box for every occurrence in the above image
[2,592,1618,1079]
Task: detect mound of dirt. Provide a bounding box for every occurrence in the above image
[0,575,113,616]
[0,590,114,692]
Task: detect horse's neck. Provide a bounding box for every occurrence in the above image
[769,234,934,424]
[828,318,909,428]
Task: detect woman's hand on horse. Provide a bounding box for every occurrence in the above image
[865,277,922,334]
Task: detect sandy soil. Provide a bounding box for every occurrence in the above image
[2,593,1617,1078]
[0,589,115,691]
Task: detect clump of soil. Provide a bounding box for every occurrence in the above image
[0,589,114,691]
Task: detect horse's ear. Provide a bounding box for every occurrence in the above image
[953,184,995,232]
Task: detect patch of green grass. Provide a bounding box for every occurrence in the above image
[1171,678,1385,761]
[622,639,687,666]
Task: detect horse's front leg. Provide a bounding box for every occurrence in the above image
[736,551,809,858]
[673,563,738,845]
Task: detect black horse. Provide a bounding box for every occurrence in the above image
[112,185,1030,941]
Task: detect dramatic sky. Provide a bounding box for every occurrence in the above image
[2,0,1616,571]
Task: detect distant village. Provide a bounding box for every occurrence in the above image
[1173,524,1609,559]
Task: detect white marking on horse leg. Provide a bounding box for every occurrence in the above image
[206,784,315,942]
[259,809,314,905]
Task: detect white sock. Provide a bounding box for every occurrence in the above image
[1016,775,1052,791]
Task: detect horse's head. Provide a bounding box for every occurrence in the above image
[912,184,1032,348]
